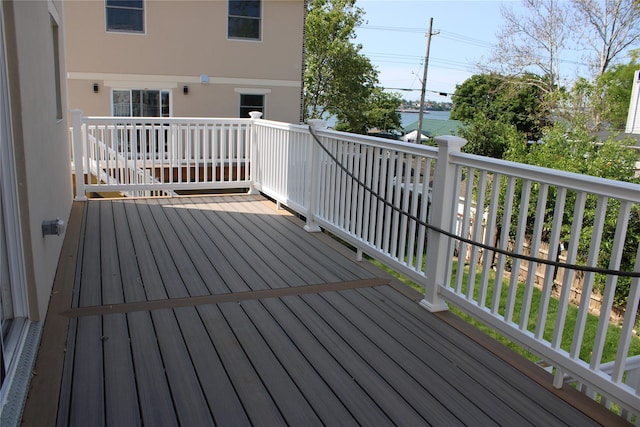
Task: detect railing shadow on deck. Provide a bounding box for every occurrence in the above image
[69,110,640,422]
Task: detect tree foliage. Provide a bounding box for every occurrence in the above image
[504,109,639,306]
[571,0,640,76]
[304,0,383,133]
[450,73,549,157]
[596,50,640,130]
[334,88,402,134]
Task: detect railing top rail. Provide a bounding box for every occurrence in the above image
[452,151,640,203]
[81,116,253,125]
[253,119,310,132]
[310,126,439,158]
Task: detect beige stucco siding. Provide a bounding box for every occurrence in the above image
[65,0,304,123]
[4,0,72,320]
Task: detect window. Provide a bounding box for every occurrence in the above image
[228,0,261,40]
[239,94,264,118]
[106,0,144,33]
[51,16,63,120]
[112,89,170,117]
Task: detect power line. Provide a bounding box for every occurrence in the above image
[359,25,495,49]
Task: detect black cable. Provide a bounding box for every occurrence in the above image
[308,126,640,279]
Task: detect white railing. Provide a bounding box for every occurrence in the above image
[70,112,640,422]
[71,110,251,199]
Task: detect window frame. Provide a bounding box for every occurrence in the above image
[227,0,262,41]
[239,93,265,118]
[105,0,145,34]
[111,88,171,118]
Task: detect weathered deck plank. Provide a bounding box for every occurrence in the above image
[122,199,170,301]
[102,313,140,426]
[127,310,177,426]
[23,195,629,427]
[172,306,251,425]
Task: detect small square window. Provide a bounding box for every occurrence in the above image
[239,94,264,118]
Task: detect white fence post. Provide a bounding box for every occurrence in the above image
[420,135,467,312]
[304,119,326,232]
[71,109,87,201]
[247,111,263,195]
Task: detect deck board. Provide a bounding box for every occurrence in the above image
[151,308,214,426]
[258,297,393,425]
[112,200,147,302]
[371,285,600,425]
[172,306,251,426]
[127,310,178,426]
[218,301,324,426]
[238,299,358,425]
[23,194,629,427]
[197,304,286,426]
[122,200,169,301]
[69,316,104,426]
[225,195,366,283]
[103,313,140,426]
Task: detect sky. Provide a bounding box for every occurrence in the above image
[353,0,522,102]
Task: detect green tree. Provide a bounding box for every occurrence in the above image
[596,51,640,131]
[450,73,549,157]
[334,88,402,134]
[458,111,525,158]
[303,0,378,132]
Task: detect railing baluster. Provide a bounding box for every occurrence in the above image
[552,191,586,349]
[535,186,567,340]
[479,172,501,308]
[467,170,488,300]
[505,179,531,324]
[455,167,475,293]
[591,202,631,386]
[520,183,549,332]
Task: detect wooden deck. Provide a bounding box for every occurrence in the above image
[22,194,628,426]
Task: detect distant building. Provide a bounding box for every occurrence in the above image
[64,0,305,123]
[403,117,463,142]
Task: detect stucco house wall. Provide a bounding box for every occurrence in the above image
[64,0,305,123]
[1,0,71,420]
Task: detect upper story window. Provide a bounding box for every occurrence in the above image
[106,0,144,33]
[228,0,261,41]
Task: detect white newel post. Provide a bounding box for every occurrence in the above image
[420,135,467,312]
[304,119,326,232]
[71,109,87,201]
[247,111,263,195]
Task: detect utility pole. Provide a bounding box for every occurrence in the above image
[416,17,437,143]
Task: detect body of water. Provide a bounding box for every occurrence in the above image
[400,110,451,126]
[324,109,451,129]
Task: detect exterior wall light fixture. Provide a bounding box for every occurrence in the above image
[42,218,65,236]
